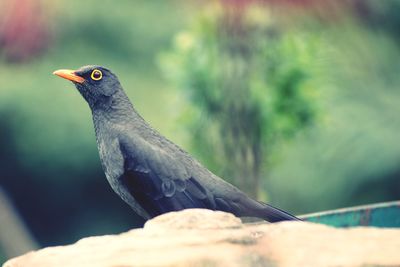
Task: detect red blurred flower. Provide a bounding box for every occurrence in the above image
[0,0,51,62]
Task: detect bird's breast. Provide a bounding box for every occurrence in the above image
[97,137,124,182]
[96,134,151,219]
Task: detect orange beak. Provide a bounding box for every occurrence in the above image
[53,69,85,84]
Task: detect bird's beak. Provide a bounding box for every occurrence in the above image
[53,69,85,84]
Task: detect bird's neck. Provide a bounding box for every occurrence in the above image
[90,90,148,137]
[91,90,131,119]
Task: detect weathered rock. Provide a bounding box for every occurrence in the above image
[4,209,400,267]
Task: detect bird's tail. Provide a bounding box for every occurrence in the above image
[259,202,301,222]
[242,198,301,222]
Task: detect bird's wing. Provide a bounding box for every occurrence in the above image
[118,134,215,218]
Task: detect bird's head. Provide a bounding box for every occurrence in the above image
[53,65,122,107]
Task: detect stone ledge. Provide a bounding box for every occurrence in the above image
[4,209,400,267]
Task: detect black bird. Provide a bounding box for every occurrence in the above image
[53,65,300,222]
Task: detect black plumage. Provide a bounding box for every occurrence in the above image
[53,65,300,222]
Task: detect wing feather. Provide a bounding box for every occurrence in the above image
[118,134,213,217]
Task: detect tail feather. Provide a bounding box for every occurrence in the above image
[241,198,301,222]
[259,203,301,222]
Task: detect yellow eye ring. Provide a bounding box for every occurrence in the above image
[91,69,103,81]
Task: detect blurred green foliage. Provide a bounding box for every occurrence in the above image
[0,0,399,262]
[267,3,400,213]
[160,2,321,199]
[0,252,4,266]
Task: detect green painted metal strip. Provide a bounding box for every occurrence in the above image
[300,201,400,228]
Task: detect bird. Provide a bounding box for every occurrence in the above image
[53,65,300,222]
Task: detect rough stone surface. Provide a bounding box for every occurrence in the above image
[4,209,400,267]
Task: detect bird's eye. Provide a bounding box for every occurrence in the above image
[91,69,103,81]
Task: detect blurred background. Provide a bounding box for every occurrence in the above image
[0,0,400,263]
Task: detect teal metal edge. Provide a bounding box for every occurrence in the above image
[300,201,400,228]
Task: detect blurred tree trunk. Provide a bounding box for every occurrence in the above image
[215,0,263,199]
[0,187,38,258]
